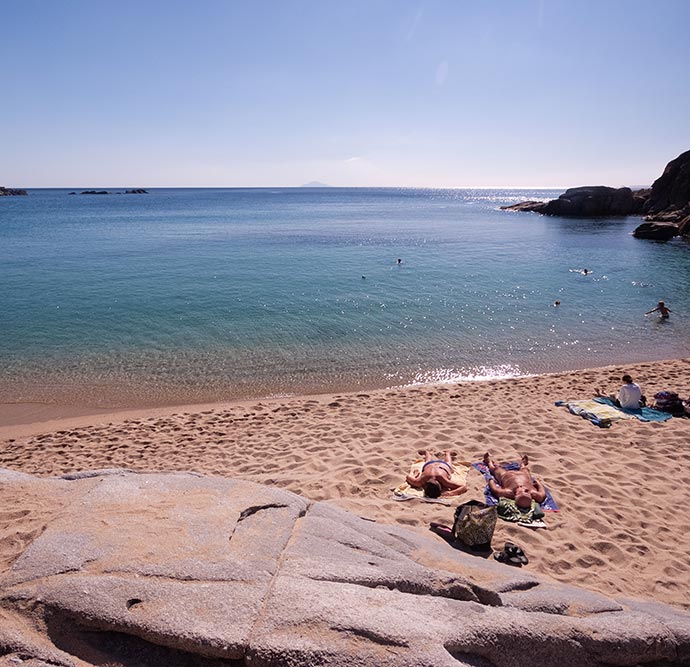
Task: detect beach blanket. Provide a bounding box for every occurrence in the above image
[555,399,634,428]
[472,461,559,523]
[392,458,470,504]
[593,397,673,423]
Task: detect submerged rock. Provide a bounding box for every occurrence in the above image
[1,468,688,666]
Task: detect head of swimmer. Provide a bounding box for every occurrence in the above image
[514,487,532,509]
[424,480,442,498]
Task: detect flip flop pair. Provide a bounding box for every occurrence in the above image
[493,541,528,566]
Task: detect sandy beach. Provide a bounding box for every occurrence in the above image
[1,358,689,611]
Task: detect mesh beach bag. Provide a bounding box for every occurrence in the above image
[452,500,497,548]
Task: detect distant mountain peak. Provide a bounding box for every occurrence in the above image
[301,181,330,188]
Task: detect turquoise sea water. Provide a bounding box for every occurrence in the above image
[2,188,689,408]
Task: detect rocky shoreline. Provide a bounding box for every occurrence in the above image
[502,149,690,241]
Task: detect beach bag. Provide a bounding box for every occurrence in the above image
[452,500,497,547]
[654,391,685,416]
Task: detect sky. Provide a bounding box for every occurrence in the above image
[2,0,690,188]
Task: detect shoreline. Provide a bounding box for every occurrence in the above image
[1,356,689,610]
[0,351,684,434]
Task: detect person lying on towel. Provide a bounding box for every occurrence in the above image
[483,452,546,509]
[406,449,468,499]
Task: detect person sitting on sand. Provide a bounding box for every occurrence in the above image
[646,300,671,319]
[406,449,467,498]
[483,452,546,509]
[595,374,646,409]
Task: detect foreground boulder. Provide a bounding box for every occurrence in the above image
[0,186,28,196]
[1,469,688,667]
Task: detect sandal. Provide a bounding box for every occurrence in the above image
[504,541,529,565]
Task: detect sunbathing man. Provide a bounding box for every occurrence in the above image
[483,452,546,509]
[406,449,467,498]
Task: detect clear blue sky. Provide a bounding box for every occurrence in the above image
[2,0,689,188]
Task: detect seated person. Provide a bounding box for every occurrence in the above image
[406,449,467,498]
[483,452,546,509]
[595,374,646,409]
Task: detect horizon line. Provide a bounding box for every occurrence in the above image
[6,184,652,191]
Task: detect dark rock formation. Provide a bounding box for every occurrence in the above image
[503,150,690,246]
[645,149,690,214]
[125,188,148,194]
[500,200,547,213]
[0,186,28,196]
[679,215,690,237]
[632,221,680,241]
[502,186,644,217]
[1,468,689,667]
[80,190,110,195]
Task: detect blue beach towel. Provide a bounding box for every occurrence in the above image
[472,461,559,512]
[593,397,673,423]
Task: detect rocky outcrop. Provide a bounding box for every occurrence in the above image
[1,468,689,667]
[125,188,148,194]
[502,150,690,238]
[80,190,110,195]
[0,186,28,196]
[502,186,645,217]
[632,221,680,241]
[645,149,690,214]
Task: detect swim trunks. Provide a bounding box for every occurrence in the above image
[422,460,452,473]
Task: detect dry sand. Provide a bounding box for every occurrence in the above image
[1,358,689,611]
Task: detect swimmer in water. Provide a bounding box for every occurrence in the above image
[645,300,671,319]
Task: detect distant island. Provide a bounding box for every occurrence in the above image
[300,181,330,188]
[68,189,149,195]
[0,186,28,196]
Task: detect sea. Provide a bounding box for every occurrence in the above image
[2,187,689,408]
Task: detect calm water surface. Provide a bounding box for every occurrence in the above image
[2,187,689,407]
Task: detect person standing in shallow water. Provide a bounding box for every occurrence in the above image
[646,301,671,319]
